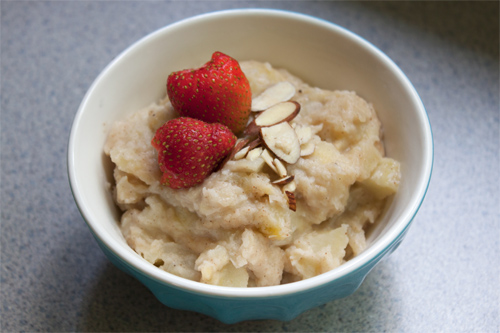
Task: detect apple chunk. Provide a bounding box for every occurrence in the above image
[260,122,301,164]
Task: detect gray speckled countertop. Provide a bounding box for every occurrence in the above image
[1,1,498,332]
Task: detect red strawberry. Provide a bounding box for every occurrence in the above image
[151,117,236,189]
[167,51,252,134]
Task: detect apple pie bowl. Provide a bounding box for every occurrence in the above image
[68,9,433,323]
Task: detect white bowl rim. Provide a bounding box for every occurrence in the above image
[68,8,433,298]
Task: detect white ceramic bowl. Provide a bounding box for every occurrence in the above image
[68,9,433,323]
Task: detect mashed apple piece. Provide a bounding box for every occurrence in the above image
[104,61,400,287]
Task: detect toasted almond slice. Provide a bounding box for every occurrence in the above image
[273,158,288,178]
[285,191,296,211]
[260,122,301,164]
[294,125,313,145]
[230,157,266,173]
[243,121,260,137]
[300,141,315,157]
[251,81,296,112]
[255,101,300,127]
[246,147,263,161]
[247,137,262,150]
[234,146,250,160]
[244,102,300,137]
[230,138,250,160]
[216,138,249,170]
[272,175,294,186]
[261,149,278,173]
[233,138,250,152]
[282,179,297,193]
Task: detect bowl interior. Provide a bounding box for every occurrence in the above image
[68,9,432,296]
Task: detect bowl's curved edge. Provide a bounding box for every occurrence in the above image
[88,221,411,323]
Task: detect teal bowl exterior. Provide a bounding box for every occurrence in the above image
[91,225,410,323]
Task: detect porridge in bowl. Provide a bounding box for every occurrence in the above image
[103,53,400,287]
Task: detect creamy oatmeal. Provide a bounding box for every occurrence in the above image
[104,61,400,287]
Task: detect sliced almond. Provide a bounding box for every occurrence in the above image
[247,137,262,150]
[234,146,250,160]
[294,125,313,145]
[255,101,300,127]
[251,81,296,112]
[230,157,266,173]
[285,191,296,211]
[272,175,294,186]
[216,138,249,170]
[261,148,278,173]
[245,101,300,137]
[282,179,296,193]
[300,141,315,157]
[273,158,288,178]
[246,147,263,161]
[260,122,301,164]
[243,121,261,137]
[233,138,250,154]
